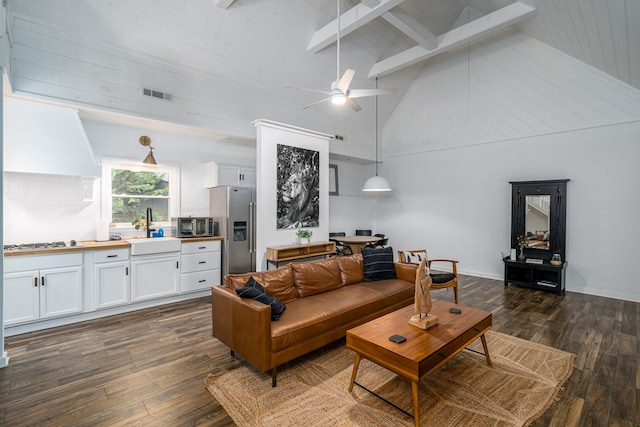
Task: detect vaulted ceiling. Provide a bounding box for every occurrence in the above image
[4,0,639,160]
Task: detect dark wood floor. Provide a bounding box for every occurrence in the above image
[1,275,638,426]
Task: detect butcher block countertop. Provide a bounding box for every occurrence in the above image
[3,236,224,257]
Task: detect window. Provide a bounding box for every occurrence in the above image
[102,160,179,228]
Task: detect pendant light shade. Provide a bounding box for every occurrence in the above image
[139,135,157,165]
[362,175,391,192]
[362,77,391,192]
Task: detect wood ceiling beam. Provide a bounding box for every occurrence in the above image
[307,0,407,54]
[368,2,537,78]
[381,9,437,50]
[214,0,235,9]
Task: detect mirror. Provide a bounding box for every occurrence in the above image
[525,195,550,250]
[510,179,568,262]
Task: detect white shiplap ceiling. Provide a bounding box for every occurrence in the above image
[4,0,639,159]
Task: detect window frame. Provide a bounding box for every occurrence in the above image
[101,158,180,230]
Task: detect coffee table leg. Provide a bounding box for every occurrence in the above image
[481,334,492,366]
[412,381,420,426]
[348,354,361,392]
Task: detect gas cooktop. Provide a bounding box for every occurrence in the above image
[3,241,79,251]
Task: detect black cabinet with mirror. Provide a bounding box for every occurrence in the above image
[504,179,569,294]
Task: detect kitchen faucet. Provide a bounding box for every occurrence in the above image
[146,207,156,238]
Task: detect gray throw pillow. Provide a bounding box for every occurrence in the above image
[236,277,286,320]
[362,246,396,281]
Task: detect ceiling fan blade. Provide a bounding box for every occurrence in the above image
[285,86,332,96]
[302,97,332,110]
[345,97,362,112]
[335,69,356,93]
[348,88,397,99]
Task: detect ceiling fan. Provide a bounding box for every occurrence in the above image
[290,0,396,112]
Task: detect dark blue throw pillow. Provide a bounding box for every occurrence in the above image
[361,246,397,281]
[236,276,286,320]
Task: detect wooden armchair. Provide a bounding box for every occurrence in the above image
[397,249,459,303]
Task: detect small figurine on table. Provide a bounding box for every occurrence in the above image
[409,258,439,329]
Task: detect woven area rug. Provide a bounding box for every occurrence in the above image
[205,331,575,427]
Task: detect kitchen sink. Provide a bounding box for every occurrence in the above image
[126,237,181,256]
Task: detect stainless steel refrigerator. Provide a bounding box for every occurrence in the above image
[209,186,256,276]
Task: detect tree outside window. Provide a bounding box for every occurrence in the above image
[111,168,170,225]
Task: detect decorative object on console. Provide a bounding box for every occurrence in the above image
[551,253,563,266]
[139,135,157,165]
[295,229,313,244]
[516,234,527,260]
[409,258,438,330]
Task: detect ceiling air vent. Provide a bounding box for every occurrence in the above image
[142,88,173,101]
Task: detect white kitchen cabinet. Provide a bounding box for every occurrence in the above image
[131,254,180,302]
[180,240,221,293]
[4,254,83,326]
[94,248,131,310]
[205,162,256,188]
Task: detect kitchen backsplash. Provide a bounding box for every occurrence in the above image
[3,172,100,244]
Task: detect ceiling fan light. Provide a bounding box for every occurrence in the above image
[362,175,392,192]
[331,93,347,105]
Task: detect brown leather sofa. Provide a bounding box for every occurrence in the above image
[211,254,417,386]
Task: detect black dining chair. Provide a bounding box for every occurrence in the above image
[365,237,388,249]
[355,229,372,236]
[374,233,385,239]
[329,232,352,256]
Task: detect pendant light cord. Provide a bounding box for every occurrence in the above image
[336,0,340,82]
[375,76,379,176]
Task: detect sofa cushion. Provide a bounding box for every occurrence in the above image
[291,257,342,298]
[225,265,297,304]
[398,249,428,264]
[236,277,286,321]
[336,254,364,285]
[362,247,397,281]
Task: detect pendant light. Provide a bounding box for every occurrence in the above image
[139,135,157,165]
[362,77,391,192]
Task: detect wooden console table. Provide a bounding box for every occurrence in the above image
[266,241,336,270]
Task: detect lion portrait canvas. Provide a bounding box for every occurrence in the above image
[276,144,320,229]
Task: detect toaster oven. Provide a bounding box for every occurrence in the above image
[173,217,215,237]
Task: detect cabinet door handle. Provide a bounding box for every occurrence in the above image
[34,277,38,287]
[107,254,118,258]
[41,276,45,286]
[198,279,206,283]
[176,261,179,269]
[199,246,207,250]
[198,261,206,264]
[125,267,129,275]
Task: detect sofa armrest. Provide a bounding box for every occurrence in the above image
[394,262,418,283]
[211,286,272,372]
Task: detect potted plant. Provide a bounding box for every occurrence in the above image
[296,229,313,244]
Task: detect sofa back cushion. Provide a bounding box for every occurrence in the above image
[336,254,364,285]
[225,265,297,304]
[291,257,342,298]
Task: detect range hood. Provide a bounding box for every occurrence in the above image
[4,97,101,177]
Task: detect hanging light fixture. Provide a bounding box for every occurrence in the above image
[139,135,157,165]
[362,78,391,192]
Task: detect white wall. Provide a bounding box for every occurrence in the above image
[254,120,330,271]
[3,116,257,243]
[379,29,640,302]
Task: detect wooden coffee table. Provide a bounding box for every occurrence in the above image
[346,301,492,427]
